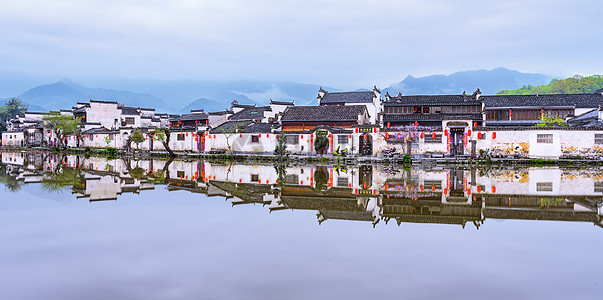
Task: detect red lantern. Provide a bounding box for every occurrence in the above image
[492,132,496,139]
[384,183,389,190]
[301,135,304,139]
[474,122,477,128]
[491,186,496,193]
[239,134,242,138]
[478,132,482,139]
[267,134,269,138]
[414,121,418,126]
[349,134,352,139]
[444,129,448,136]
[387,122,391,128]
[420,132,424,139]
[373,128,377,133]
[213,135,216,139]
[477,185,482,193]
[385,133,389,139]
[432,185,435,192]
[328,134,333,139]
[258,134,261,138]
[186,133,188,136]
[467,129,472,136]
[355,128,359,133]
[432,132,436,139]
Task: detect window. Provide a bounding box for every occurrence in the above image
[285,174,298,184]
[424,180,442,190]
[177,171,185,178]
[337,177,349,187]
[536,182,553,192]
[177,133,185,140]
[251,135,259,143]
[338,135,349,144]
[432,107,441,114]
[537,134,553,144]
[422,107,430,114]
[286,135,299,145]
[595,182,603,193]
[251,174,259,182]
[424,133,442,143]
[125,117,135,124]
[595,134,603,145]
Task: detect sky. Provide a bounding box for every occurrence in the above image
[1,0,602,89]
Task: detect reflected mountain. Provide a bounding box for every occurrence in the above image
[2,150,602,229]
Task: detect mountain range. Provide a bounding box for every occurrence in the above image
[2,67,553,114]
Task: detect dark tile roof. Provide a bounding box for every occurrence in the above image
[483,93,603,108]
[281,106,367,122]
[208,110,232,116]
[82,127,118,134]
[209,120,278,134]
[383,113,482,121]
[320,91,375,104]
[120,107,139,115]
[169,113,209,122]
[385,95,482,106]
[569,109,598,123]
[229,107,269,121]
[90,99,118,104]
[270,99,294,106]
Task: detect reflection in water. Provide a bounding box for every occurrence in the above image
[2,151,603,229]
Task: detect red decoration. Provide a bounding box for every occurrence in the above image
[474,122,477,128]
[300,135,303,139]
[373,128,377,133]
[491,186,496,193]
[414,121,418,126]
[444,129,448,136]
[259,134,261,138]
[328,134,333,139]
[267,134,269,138]
[387,122,391,128]
[492,132,497,139]
[349,134,352,139]
[355,128,358,133]
[239,134,242,137]
[186,133,188,136]
[478,132,482,139]
[432,132,436,139]
[477,185,482,193]
[420,132,424,139]
[385,133,389,139]
[467,129,472,136]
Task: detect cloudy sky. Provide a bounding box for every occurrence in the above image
[1,0,602,89]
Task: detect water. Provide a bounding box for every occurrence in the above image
[1,151,602,299]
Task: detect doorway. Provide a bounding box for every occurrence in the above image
[449,128,465,156]
[359,133,373,156]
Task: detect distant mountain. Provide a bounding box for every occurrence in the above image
[18,79,173,112]
[384,67,552,96]
[178,98,231,114]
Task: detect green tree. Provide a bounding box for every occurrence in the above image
[130,130,145,150]
[274,133,287,158]
[497,74,603,95]
[0,97,28,132]
[314,131,328,155]
[152,128,175,156]
[43,112,80,148]
[535,114,567,127]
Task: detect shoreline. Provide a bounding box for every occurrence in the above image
[2,146,603,167]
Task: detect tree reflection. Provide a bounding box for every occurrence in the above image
[42,165,82,193]
[0,165,23,192]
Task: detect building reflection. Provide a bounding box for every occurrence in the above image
[2,151,602,228]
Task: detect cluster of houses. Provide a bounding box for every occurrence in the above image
[3,87,603,159]
[3,152,602,228]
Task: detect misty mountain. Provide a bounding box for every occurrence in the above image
[18,80,173,112]
[178,98,235,114]
[80,79,329,112]
[383,67,551,96]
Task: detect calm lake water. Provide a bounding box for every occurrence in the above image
[1,151,602,299]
